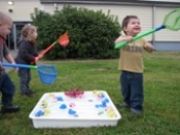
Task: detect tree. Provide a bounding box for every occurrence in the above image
[31,5,121,59]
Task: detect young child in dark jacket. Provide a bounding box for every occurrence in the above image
[16,24,40,97]
[0,11,20,113]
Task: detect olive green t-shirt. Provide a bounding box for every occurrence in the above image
[118,39,149,73]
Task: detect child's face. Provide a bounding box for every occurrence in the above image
[28,28,38,42]
[31,28,38,40]
[0,22,12,38]
[124,18,141,36]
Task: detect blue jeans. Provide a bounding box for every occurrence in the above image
[120,71,144,111]
[0,72,15,106]
[18,68,31,94]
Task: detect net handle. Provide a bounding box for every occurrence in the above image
[2,62,57,85]
[36,32,70,61]
[115,8,180,49]
[1,63,37,69]
[115,25,165,49]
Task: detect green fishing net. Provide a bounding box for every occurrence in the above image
[164,8,180,31]
[115,8,180,49]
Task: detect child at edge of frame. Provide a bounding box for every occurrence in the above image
[16,24,43,97]
[115,15,156,116]
[0,11,20,114]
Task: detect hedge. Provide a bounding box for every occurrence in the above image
[31,5,121,59]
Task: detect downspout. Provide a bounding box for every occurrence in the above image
[13,23,17,50]
[152,5,155,46]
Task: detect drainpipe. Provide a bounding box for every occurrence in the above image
[13,23,17,50]
[152,5,155,46]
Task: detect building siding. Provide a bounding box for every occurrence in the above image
[0,0,41,21]
[0,0,180,50]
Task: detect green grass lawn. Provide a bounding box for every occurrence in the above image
[0,52,180,135]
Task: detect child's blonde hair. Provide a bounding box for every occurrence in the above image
[21,24,37,43]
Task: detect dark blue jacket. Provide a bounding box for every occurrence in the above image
[16,40,38,65]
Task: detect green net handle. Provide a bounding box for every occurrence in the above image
[2,63,37,69]
[115,25,166,49]
[115,8,180,49]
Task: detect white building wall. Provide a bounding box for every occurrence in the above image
[0,0,41,21]
[154,7,180,42]
[38,4,180,42]
[43,4,153,40]
[0,0,179,42]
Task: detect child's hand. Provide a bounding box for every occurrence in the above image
[144,43,156,53]
[35,54,43,62]
[35,56,39,62]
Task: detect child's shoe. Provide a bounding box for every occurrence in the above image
[130,108,143,117]
[116,102,130,109]
[21,90,34,97]
[1,105,20,113]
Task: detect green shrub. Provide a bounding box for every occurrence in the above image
[31,5,121,59]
